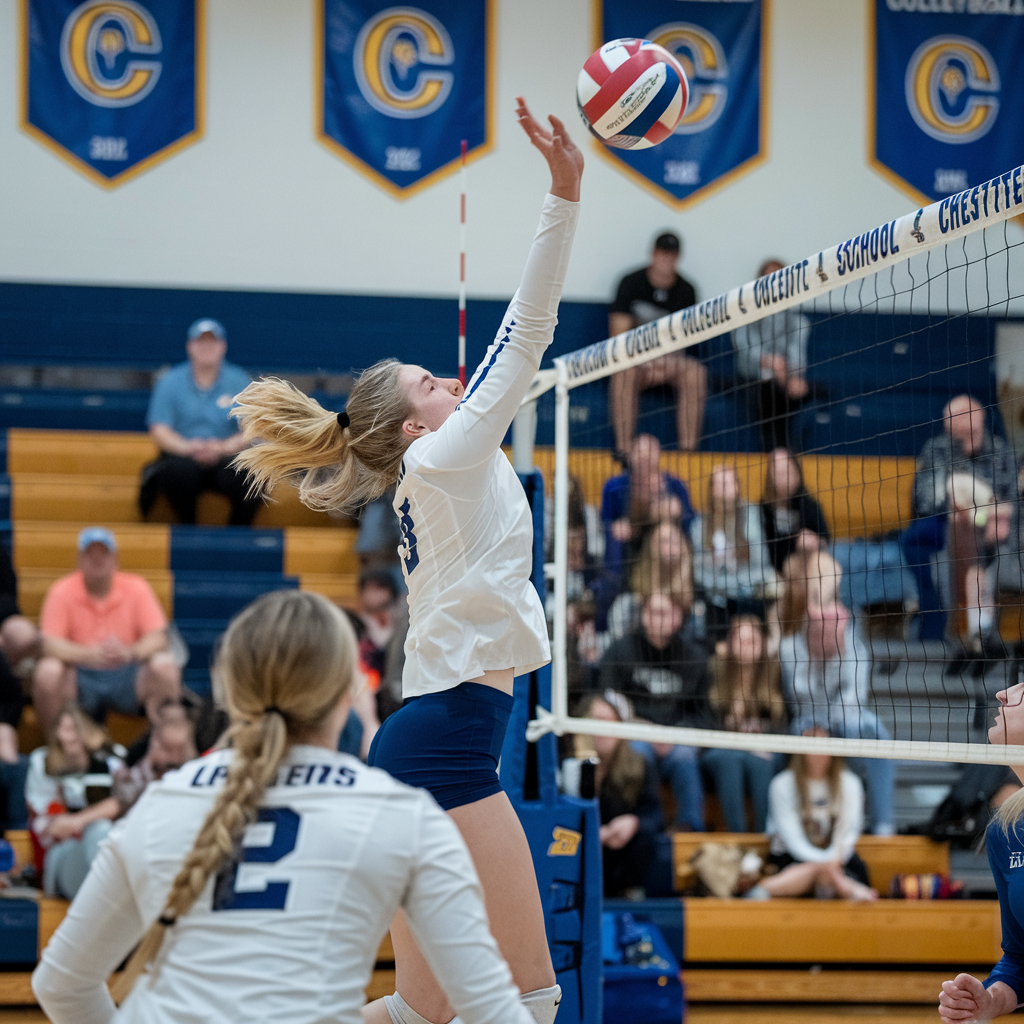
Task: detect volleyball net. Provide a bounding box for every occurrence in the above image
[526,167,1024,767]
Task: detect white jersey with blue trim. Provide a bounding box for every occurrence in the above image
[395,193,579,698]
[32,745,533,1024]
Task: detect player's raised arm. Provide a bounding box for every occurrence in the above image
[414,100,583,472]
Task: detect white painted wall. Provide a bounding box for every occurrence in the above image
[0,0,1000,304]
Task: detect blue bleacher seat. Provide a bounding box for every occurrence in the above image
[172,570,297,620]
[170,526,284,574]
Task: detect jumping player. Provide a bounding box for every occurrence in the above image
[32,590,537,1024]
[228,99,583,1024]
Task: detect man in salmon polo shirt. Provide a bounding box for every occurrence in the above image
[32,528,181,737]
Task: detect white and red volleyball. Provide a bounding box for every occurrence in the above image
[576,38,689,150]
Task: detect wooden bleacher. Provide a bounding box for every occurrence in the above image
[531,448,916,541]
[6,428,342,530]
[6,429,364,616]
[671,832,1000,1002]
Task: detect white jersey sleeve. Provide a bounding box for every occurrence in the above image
[32,746,532,1024]
[396,194,578,696]
[412,193,578,476]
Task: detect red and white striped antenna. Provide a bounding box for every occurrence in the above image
[458,139,467,387]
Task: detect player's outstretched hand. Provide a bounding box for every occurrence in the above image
[516,96,583,203]
[939,974,1012,1022]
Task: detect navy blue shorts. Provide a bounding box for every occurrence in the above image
[367,682,513,811]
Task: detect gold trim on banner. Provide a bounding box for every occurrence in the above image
[588,0,771,212]
[314,0,496,200]
[865,0,934,207]
[19,0,206,190]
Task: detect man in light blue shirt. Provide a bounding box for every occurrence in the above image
[140,319,259,525]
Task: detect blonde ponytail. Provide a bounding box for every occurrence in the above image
[232,361,411,517]
[111,590,357,1004]
[996,784,1024,837]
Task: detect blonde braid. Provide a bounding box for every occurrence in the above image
[110,590,356,1004]
[111,714,287,1003]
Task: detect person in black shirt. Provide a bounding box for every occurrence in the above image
[599,590,711,830]
[579,692,664,897]
[608,232,707,453]
[760,447,830,573]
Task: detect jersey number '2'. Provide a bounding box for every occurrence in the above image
[213,807,299,911]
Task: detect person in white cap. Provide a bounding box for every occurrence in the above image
[32,527,181,736]
[141,318,259,526]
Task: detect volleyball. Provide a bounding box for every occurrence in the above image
[576,38,689,150]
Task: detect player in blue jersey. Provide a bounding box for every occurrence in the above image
[32,590,536,1024]
[230,99,583,1024]
[939,680,1024,1021]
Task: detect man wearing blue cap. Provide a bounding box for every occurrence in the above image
[33,528,180,736]
[140,319,260,525]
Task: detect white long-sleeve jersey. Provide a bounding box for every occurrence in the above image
[32,745,533,1024]
[766,768,864,864]
[395,194,579,697]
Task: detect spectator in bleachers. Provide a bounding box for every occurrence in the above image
[691,464,777,639]
[32,527,181,737]
[579,691,664,897]
[608,232,706,454]
[111,700,197,818]
[25,705,123,899]
[0,544,40,675]
[607,520,693,644]
[600,434,695,590]
[140,318,260,526]
[599,590,711,831]
[912,395,1015,659]
[702,616,786,833]
[751,726,876,901]
[778,549,896,836]
[732,260,811,451]
[760,448,829,573]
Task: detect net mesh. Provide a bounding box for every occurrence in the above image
[530,176,1024,777]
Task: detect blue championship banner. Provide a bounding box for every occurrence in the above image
[596,0,768,209]
[21,0,204,188]
[871,0,1024,204]
[318,0,494,198]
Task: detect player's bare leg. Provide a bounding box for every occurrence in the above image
[364,791,555,1024]
[673,354,707,451]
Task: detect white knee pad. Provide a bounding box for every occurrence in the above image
[383,991,452,1024]
[521,984,562,1024]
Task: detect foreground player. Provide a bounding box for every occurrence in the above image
[32,590,537,1024]
[939,681,1024,1022]
[230,99,582,1024]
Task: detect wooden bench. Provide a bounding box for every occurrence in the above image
[13,522,171,572]
[530,448,916,542]
[6,428,351,529]
[672,833,951,897]
[667,832,997,1002]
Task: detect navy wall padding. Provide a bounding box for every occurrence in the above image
[171,570,297,619]
[170,526,284,574]
[0,389,150,431]
[0,282,609,378]
[0,477,10,522]
[515,799,603,1024]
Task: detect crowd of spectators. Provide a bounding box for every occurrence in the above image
[0,290,1015,913]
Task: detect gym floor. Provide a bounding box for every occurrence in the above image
[0,1006,974,1022]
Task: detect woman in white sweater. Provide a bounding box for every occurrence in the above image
[757,727,876,901]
